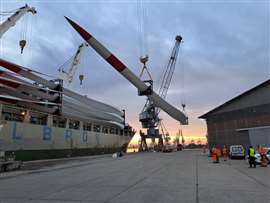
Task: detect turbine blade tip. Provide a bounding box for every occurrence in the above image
[64,16,92,41]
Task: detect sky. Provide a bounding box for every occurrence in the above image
[0,0,269,144]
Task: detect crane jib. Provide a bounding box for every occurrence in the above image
[65,17,188,125]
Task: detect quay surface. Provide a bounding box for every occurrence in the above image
[0,150,269,203]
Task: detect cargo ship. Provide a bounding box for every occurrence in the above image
[0,105,134,161]
[0,59,135,161]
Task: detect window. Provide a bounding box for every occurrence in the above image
[3,112,11,121]
[120,130,124,136]
[102,127,108,134]
[93,124,101,132]
[83,123,92,131]
[30,115,47,125]
[58,118,67,128]
[115,128,119,135]
[69,119,80,130]
[3,112,24,122]
[53,116,67,128]
[109,127,115,134]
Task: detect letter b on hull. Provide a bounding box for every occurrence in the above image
[43,126,52,141]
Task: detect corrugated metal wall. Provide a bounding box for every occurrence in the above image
[249,127,270,147]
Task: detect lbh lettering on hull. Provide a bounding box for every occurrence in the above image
[12,124,91,143]
[43,126,52,141]
[11,122,22,140]
[82,131,88,143]
[65,129,72,140]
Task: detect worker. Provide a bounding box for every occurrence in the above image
[211,146,219,163]
[248,146,256,168]
[216,147,221,158]
[203,145,206,154]
[222,145,228,161]
[258,146,267,167]
[211,146,215,162]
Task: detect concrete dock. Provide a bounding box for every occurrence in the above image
[0,150,269,203]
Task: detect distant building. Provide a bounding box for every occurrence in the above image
[199,79,270,149]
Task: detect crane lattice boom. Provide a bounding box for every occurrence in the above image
[158,35,182,100]
[156,35,182,115]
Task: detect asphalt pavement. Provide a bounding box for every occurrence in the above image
[0,150,269,203]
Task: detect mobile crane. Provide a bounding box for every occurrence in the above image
[0,4,36,53]
[0,4,36,38]
[58,43,88,88]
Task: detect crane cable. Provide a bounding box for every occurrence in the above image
[79,45,87,86]
[19,11,29,54]
[137,0,151,80]
[180,46,186,113]
[137,0,148,57]
[28,8,35,64]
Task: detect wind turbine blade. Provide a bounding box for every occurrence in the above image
[65,17,188,124]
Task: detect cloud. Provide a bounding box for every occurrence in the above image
[0,1,269,137]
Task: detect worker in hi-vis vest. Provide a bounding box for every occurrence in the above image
[222,145,228,161]
[258,145,268,167]
[211,146,219,163]
[248,146,256,168]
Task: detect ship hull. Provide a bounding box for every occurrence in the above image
[0,120,132,161]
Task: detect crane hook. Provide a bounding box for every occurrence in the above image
[19,40,26,54]
[79,74,84,85]
[182,103,186,111]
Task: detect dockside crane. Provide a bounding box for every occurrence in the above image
[139,35,183,149]
[0,4,36,53]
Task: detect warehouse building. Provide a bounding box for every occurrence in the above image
[199,79,270,149]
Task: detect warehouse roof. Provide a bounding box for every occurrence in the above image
[199,79,270,119]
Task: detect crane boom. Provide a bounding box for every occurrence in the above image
[158,35,182,100]
[65,17,188,125]
[156,35,182,115]
[0,4,36,38]
[59,43,87,87]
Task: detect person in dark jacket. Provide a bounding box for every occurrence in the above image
[248,146,256,168]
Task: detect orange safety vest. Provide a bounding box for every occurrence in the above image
[259,147,265,156]
[222,147,227,155]
[211,147,217,161]
[216,148,221,157]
